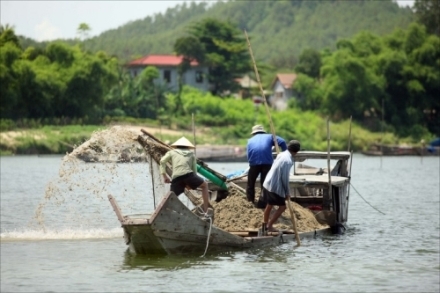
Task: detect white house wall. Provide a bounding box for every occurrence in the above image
[128,66,143,78]
[128,66,210,92]
[155,66,179,91]
[270,80,293,111]
[183,67,210,91]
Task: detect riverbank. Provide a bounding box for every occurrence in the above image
[1,123,432,156]
[0,125,247,161]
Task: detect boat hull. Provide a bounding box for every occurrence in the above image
[109,193,330,255]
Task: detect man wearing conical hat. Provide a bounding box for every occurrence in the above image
[160,136,210,213]
[246,125,287,208]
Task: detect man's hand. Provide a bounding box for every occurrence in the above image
[163,175,171,183]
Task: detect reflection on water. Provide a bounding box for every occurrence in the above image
[121,249,230,271]
[119,232,350,271]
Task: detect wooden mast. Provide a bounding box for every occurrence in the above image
[244,30,300,246]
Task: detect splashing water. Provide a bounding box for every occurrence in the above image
[26,126,167,238]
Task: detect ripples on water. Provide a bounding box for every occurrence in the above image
[1,155,439,292]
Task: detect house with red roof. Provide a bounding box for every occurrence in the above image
[269,73,299,110]
[126,54,210,92]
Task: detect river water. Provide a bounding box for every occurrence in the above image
[1,154,439,292]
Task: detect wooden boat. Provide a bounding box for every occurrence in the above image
[107,129,351,255]
[108,192,330,255]
[215,151,352,234]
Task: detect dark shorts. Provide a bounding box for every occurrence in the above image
[170,172,204,196]
[262,188,286,206]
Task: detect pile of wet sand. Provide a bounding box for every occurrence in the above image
[211,187,328,232]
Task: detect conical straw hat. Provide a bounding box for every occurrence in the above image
[170,136,195,148]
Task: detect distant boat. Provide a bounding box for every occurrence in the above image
[416,138,440,156]
[362,141,439,156]
[362,143,417,156]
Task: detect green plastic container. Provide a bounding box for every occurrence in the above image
[197,164,228,190]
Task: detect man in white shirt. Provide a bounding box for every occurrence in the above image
[262,140,301,232]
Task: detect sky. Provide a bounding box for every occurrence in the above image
[1,0,414,42]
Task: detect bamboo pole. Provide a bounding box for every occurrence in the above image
[149,158,157,209]
[245,30,300,246]
[380,98,384,168]
[286,192,301,245]
[192,113,196,156]
[326,118,333,203]
[244,30,279,153]
[346,150,353,220]
[346,117,353,217]
[348,116,352,152]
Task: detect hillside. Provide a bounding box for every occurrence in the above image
[75,0,414,65]
[17,1,415,68]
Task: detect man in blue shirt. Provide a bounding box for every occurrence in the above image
[262,140,301,232]
[246,125,287,206]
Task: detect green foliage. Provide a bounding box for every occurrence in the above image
[45,42,75,66]
[168,86,255,127]
[295,48,322,78]
[178,18,252,95]
[320,48,385,120]
[0,25,21,48]
[77,23,92,41]
[0,119,15,131]
[414,0,440,36]
[0,43,21,116]
[174,36,205,63]
[0,28,118,122]
[292,73,324,111]
[292,24,439,136]
[104,66,169,119]
[156,86,436,152]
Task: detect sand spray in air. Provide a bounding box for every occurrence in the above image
[29,126,166,238]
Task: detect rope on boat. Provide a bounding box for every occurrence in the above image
[198,206,213,258]
[350,183,386,215]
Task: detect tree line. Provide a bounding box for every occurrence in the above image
[293,23,439,137]
[1,1,438,138]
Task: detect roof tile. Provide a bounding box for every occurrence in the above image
[275,73,297,89]
[127,55,199,66]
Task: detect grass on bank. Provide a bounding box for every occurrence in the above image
[0,125,104,155]
[0,115,431,156]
